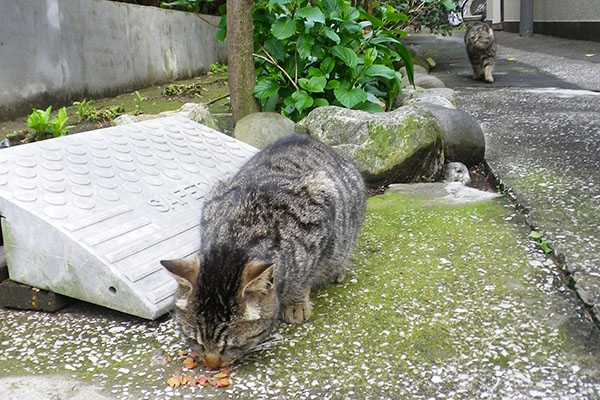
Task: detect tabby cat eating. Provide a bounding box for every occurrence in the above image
[161,134,366,369]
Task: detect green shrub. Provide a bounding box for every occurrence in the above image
[162,0,415,121]
[253,0,414,121]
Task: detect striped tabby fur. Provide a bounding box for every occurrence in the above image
[465,22,497,83]
[161,134,366,369]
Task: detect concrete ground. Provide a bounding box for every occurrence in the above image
[1,31,600,399]
[2,186,600,399]
[403,30,600,319]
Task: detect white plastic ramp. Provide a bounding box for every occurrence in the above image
[0,117,258,319]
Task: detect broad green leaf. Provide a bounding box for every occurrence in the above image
[334,86,367,108]
[370,34,400,46]
[314,98,329,107]
[359,10,383,29]
[384,6,408,22]
[344,7,360,21]
[323,28,341,44]
[292,90,314,113]
[356,100,385,113]
[264,37,285,60]
[311,44,325,60]
[298,76,327,93]
[297,6,325,24]
[263,93,279,112]
[308,67,323,77]
[325,79,341,90]
[320,57,335,75]
[529,231,542,239]
[271,17,296,40]
[395,41,415,86]
[340,21,363,35]
[363,64,396,80]
[254,76,280,99]
[297,35,315,60]
[364,48,378,67]
[268,0,295,9]
[331,45,358,70]
[322,0,342,20]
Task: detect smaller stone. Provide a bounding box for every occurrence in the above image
[444,162,471,184]
[0,280,73,312]
[397,88,457,109]
[412,73,446,89]
[399,64,429,77]
[108,326,126,335]
[233,112,296,149]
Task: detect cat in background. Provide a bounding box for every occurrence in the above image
[465,22,497,83]
[161,134,366,369]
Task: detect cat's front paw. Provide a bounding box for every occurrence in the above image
[335,269,346,283]
[282,302,312,324]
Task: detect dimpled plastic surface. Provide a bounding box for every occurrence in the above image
[0,117,258,319]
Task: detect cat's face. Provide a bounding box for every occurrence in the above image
[470,23,494,48]
[161,257,278,369]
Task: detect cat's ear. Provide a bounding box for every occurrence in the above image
[482,23,490,32]
[240,260,274,297]
[161,256,200,309]
[161,256,200,285]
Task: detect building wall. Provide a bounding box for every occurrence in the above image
[502,0,600,41]
[0,0,226,120]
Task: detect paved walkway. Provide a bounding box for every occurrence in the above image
[404,30,600,320]
[1,30,599,400]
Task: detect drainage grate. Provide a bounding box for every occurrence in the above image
[0,117,258,319]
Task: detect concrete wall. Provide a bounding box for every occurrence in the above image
[503,0,600,22]
[502,0,600,41]
[0,0,226,120]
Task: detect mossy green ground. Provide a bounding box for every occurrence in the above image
[1,191,598,399]
[0,71,230,140]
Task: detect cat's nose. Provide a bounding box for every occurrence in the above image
[203,353,225,370]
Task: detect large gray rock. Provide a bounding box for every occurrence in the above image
[422,104,485,167]
[233,112,296,149]
[113,103,219,131]
[397,87,457,109]
[297,106,444,186]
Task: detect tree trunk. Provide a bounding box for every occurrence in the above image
[227,0,260,125]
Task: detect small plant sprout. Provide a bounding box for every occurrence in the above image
[134,91,146,115]
[27,106,74,141]
[51,107,75,137]
[209,62,227,73]
[529,230,553,254]
[73,98,96,122]
[27,106,53,141]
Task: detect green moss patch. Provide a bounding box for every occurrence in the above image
[1,192,598,398]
